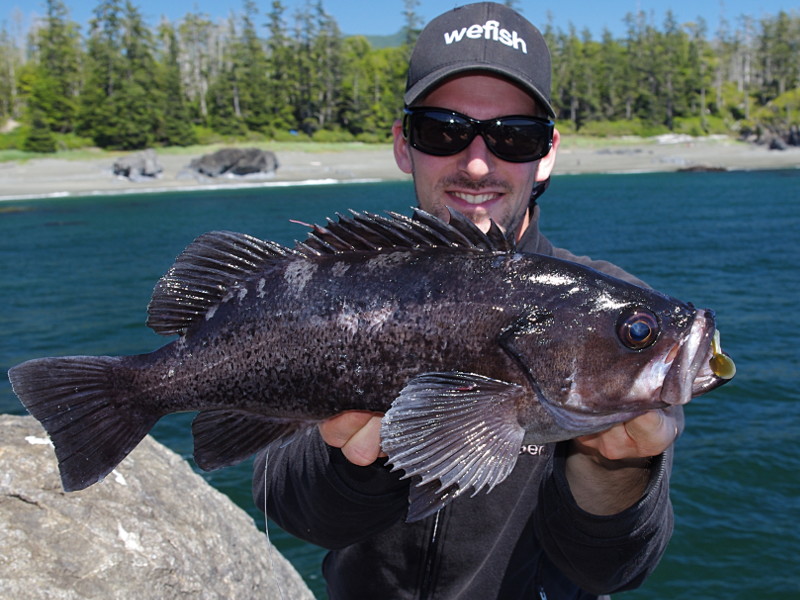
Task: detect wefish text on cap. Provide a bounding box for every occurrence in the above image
[443,19,529,54]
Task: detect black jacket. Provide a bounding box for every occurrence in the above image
[253,206,673,599]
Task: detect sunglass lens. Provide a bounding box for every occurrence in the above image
[410,111,473,156]
[486,120,551,162]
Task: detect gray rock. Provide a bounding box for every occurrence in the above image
[113,149,163,181]
[0,414,313,600]
[187,147,279,178]
[788,125,800,147]
[769,136,788,151]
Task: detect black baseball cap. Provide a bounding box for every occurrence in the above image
[405,2,555,118]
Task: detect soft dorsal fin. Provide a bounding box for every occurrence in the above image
[147,231,298,336]
[297,208,513,256]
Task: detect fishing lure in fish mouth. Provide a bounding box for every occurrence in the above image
[709,331,736,379]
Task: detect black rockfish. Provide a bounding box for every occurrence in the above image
[8,209,735,521]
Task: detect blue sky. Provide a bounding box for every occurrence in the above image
[4,0,796,39]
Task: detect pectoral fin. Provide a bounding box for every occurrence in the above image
[380,372,526,522]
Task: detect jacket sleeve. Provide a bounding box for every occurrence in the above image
[527,227,675,593]
[534,444,674,595]
[252,429,410,550]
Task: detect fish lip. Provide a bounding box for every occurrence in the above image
[661,309,728,405]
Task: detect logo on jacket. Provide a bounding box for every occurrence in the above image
[520,444,546,456]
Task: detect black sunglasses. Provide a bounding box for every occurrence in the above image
[403,107,554,163]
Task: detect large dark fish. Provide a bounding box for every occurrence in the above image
[8,209,735,521]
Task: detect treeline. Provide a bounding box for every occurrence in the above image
[0,0,798,152]
[544,9,800,140]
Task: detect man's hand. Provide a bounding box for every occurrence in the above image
[565,407,683,515]
[319,411,386,466]
[321,406,683,514]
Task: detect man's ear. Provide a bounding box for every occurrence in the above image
[536,127,560,181]
[393,119,413,174]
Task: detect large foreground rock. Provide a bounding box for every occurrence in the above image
[0,414,313,600]
[186,147,279,178]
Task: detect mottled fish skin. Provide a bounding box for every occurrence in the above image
[7,209,733,521]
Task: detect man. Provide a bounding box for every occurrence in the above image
[255,3,681,598]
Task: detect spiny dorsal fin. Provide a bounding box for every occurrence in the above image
[297,208,513,256]
[418,208,512,250]
[147,231,298,336]
[148,211,512,335]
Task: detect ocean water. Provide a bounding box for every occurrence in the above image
[1,170,798,599]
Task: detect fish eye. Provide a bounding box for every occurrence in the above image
[617,309,660,350]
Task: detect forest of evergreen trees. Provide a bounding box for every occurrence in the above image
[0,0,798,152]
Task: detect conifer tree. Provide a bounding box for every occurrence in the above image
[685,18,713,131]
[208,15,247,136]
[78,0,125,146]
[27,0,82,133]
[23,107,57,152]
[79,0,161,149]
[265,1,295,131]
[178,10,216,122]
[157,22,196,146]
[338,35,374,135]
[312,2,343,132]
[237,0,270,132]
[0,24,23,122]
[402,0,422,49]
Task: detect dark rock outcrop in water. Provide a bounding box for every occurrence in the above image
[113,149,163,181]
[186,147,279,178]
[0,414,313,600]
[677,165,728,173]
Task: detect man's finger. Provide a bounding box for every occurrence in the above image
[319,411,376,448]
[623,410,679,457]
[341,415,385,466]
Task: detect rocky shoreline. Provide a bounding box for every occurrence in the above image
[0,136,797,201]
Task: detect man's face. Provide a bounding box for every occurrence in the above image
[393,74,559,240]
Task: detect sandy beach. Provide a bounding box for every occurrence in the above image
[0,136,797,201]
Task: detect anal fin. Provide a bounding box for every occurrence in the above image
[192,410,314,470]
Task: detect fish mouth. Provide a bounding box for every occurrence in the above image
[660,309,734,405]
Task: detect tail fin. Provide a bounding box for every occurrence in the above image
[7,356,158,491]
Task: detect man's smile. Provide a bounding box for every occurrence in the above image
[450,191,502,205]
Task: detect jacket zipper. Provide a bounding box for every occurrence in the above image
[418,508,444,600]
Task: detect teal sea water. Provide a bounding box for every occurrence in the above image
[1,170,798,599]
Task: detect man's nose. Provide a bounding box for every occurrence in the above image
[457,134,495,179]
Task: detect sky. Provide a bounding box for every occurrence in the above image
[3,0,796,40]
